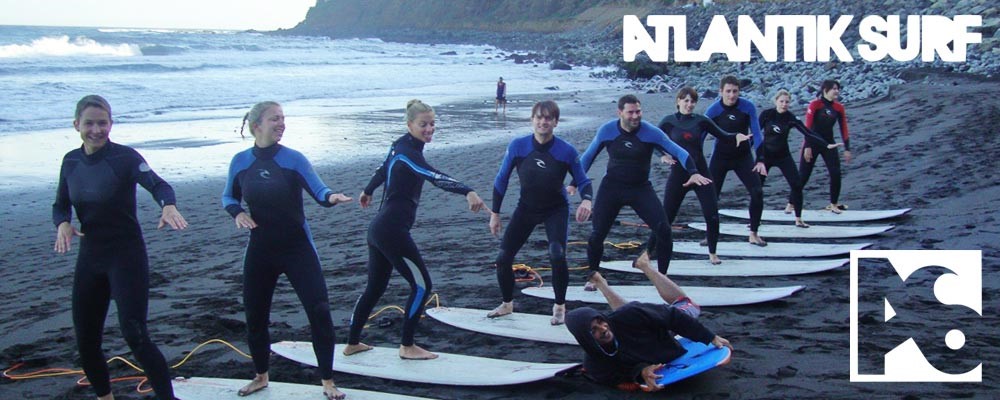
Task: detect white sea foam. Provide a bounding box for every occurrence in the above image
[0,35,141,58]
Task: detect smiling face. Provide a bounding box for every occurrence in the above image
[617,102,642,131]
[252,105,284,147]
[74,106,112,154]
[677,94,697,115]
[407,111,436,143]
[532,110,558,138]
[590,318,615,347]
[721,83,740,106]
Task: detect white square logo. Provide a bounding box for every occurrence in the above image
[850,250,982,382]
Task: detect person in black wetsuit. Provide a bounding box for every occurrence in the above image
[578,95,711,281]
[759,90,841,227]
[704,76,767,246]
[222,101,352,400]
[799,79,852,214]
[344,99,486,360]
[486,100,593,325]
[565,252,732,392]
[651,87,749,265]
[495,77,507,114]
[53,95,188,400]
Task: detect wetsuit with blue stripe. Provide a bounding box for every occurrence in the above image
[801,97,851,204]
[759,108,833,217]
[222,143,338,381]
[348,133,474,347]
[492,134,593,305]
[580,120,696,274]
[52,141,175,399]
[705,98,764,233]
[653,113,739,255]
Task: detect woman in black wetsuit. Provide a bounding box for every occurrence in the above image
[344,99,486,360]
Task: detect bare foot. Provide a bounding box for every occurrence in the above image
[632,251,652,272]
[824,203,843,214]
[784,203,794,214]
[709,254,722,265]
[749,233,767,247]
[550,303,566,325]
[487,301,513,318]
[399,344,438,360]
[795,219,810,228]
[322,379,345,400]
[238,373,268,397]
[342,343,373,356]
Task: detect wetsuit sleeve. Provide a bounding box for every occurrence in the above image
[579,123,613,173]
[583,356,631,386]
[52,157,73,227]
[130,152,176,208]
[791,117,833,148]
[743,100,764,153]
[835,102,851,151]
[398,146,474,196]
[491,142,518,213]
[755,112,769,164]
[704,101,723,119]
[287,151,335,207]
[222,154,246,218]
[804,100,820,129]
[569,153,593,202]
[646,124,699,175]
[699,115,739,143]
[363,159,388,196]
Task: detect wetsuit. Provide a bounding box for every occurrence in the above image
[759,108,833,217]
[580,120,696,274]
[705,98,764,233]
[496,82,506,101]
[565,302,716,386]
[800,97,850,204]
[222,143,338,381]
[492,134,593,305]
[52,141,175,399]
[348,133,474,347]
[653,113,739,256]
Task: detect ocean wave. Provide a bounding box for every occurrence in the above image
[1,62,229,75]
[140,45,189,56]
[0,36,140,58]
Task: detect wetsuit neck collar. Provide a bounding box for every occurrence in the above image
[252,143,281,159]
[532,134,556,150]
[675,111,694,120]
[617,123,640,136]
[403,133,426,151]
[821,97,835,106]
[80,141,113,163]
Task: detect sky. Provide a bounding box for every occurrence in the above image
[0,0,317,31]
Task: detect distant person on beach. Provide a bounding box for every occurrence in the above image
[759,90,841,227]
[566,252,732,391]
[578,94,710,281]
[705,75,767,246]
[649,87,749,264]
[495,77,507,113]
[222,101,352,399]
[486,100,593,325]
[53,94,188,400]
[799,79,852,213]
[345,99,486,360]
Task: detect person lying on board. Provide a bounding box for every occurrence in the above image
[565,252,732,392]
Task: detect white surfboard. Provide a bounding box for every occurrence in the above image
[688,222,894,238]
[522,285,804,306]
[718,208,911,222]
[173,377,435,400]
[673,241,869,257]
[426,307,577,345]
[271,341,578,386]
[599,258,846,276]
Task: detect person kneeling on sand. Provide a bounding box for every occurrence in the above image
[565,252,732,392]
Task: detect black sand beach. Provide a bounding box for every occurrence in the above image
[1,72,998,399]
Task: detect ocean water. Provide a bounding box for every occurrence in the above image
[0,25,617,191]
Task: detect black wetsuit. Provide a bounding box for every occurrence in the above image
[52,141,175,399]
[759,108,833,217]
[580,120,696,274]
[705,98,764,233]
[492,134,593,304]
[801,97,851,204]
[349,134,474,347]
[222,143,338,380]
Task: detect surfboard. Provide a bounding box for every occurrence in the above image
[718,208,911,222]
[522,285,804,306]
[688,222,894,238]
[173,377,434,400]
[271,341,578,386]
[673,241,870,257]
[658,337,731,386]
[599,258,846,276]
[426,306,577,345]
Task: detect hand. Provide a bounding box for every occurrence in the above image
[234,212,258,230]
[327,193,353,205]
[54,221,84,253]
[565,185,577,196]
[734,133,750,146]
[639,363,665,392]
[489,212,502,237]
[752,162,767,176]
[466,192,486,212]
[158,205,188,230]
[712,335,733,351]
[803,147,813,163]
[359,192,372,209]
[682,173,712,187]
[843,150,852,163]
[659,155,676,165]
[575,200,592,222]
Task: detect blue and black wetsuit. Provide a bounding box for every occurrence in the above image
[52,141,175,399]
[759,108,833,217]
[348,133,474,347]
[801,97,851,204]
[492,134,593,305]
[705,98,764,233]
[653,113,739,255]
[222,143,339,381]
[580,120,695,274]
